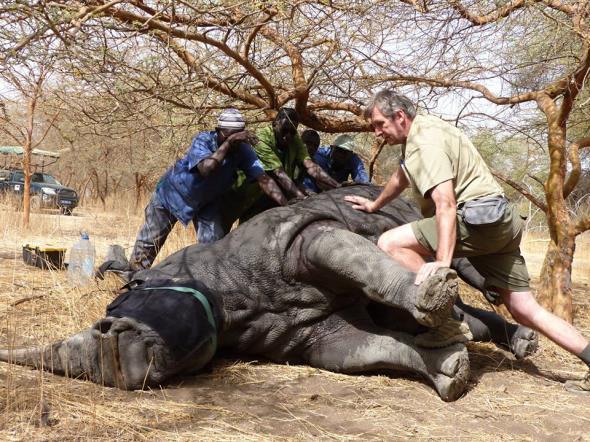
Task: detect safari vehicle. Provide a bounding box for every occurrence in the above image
[0,169,79,215]
[0,146,78,215]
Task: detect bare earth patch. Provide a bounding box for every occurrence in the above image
[1,205,589,440]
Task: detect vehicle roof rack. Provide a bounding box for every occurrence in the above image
[0,146,62,171]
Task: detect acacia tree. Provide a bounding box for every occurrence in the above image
[0,41,58,226]
[2,0,589,319]
[45,78,205,206]
[376,0,590,322]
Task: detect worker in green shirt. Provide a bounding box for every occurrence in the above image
[221,108,339,227]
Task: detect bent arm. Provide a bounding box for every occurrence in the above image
[197,131,256,177]
[257,173,288,206]
[196,140,232,177]
[352,156,370,183]
[414,179,457,284]
[345,167,408,212]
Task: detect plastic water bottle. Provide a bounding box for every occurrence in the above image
[68,232,96,286]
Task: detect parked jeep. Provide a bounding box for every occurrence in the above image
[0,169,79,215]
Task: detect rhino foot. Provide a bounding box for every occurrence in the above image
[422,343,470,402]
[414,268,458,328]
[508,326,538,360]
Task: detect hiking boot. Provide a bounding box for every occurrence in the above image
[564,370,590,394]
[415,318,474,348]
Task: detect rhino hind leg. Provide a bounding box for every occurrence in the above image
[303,312,470,402]
[507,326,539,359]
[454,300,539,359]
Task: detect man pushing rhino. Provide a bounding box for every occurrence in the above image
[346,89,590,392]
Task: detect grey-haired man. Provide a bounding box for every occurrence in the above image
[345,89,590,392]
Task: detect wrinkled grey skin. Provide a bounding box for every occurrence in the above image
[0,185,537,402]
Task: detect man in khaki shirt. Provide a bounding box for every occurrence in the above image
[345,89,590,392]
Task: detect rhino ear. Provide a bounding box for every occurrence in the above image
[95,260,133,281]
[96,244,132,280]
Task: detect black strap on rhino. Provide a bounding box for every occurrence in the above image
[138,285,217,352]
[107,283,218,364]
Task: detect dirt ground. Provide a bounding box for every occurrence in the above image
[1,205,589,440]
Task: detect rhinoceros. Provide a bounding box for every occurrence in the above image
[0,185,537,402]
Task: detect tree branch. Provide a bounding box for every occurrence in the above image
[101,5,278,106]
[369,139,386,181]
[564,137,590,198]
[492,169,548,212]
[574,215,590,236]
[447,0,574,26]
[259,26,308,111]
[152,33,268,109]
[527,173,546,188]
[367,74,543,104]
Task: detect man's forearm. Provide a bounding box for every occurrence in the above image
[304,160,339,189]
[372,167,408,210]
[435,205,456,266]
[197,141,231,177]
[258,174,287,206]
[272,168,305,198]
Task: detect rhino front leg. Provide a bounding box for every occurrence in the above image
[455,299,538,359]
[0,317,175,389]
[303,311,470,402]
[293,225,458,327]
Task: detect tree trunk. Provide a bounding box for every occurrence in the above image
[111,175,123,195]
[537,234,576,322]
[534,93,575,322]
[368,139,385,183]
[22,143,31,227]
[101,170,108,210]
[22,93,37,228]
[78,175,89,205]
[134,173,147,210]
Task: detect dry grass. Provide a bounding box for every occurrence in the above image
[1,195,590,440]
[522,230,590,285]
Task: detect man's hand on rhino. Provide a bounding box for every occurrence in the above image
[344,195,376,213]
[415,261,449,285]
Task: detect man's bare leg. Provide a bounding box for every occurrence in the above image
[377,224,431,272]
[500,288,590,392]
[500,288,589,355]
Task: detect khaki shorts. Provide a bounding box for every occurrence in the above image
[411,202,531,297]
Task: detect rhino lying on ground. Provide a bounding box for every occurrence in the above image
[0,185,537,401]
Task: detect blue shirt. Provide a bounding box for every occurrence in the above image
[303,146,369,192]
[156,131,265,225]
